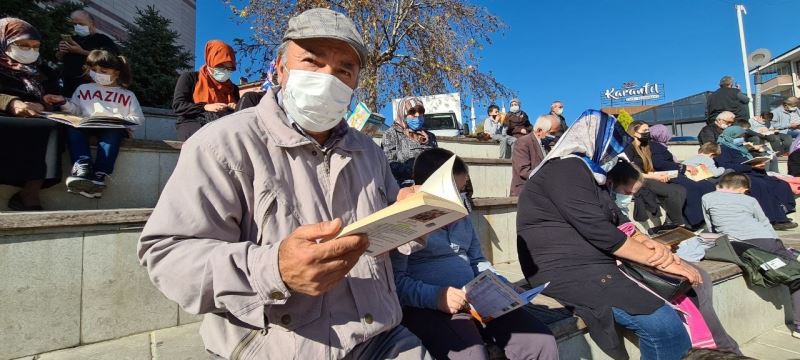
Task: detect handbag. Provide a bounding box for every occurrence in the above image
[619,260,692,301]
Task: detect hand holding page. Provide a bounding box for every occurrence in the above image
[464,270,548,323]
[40,111,137,128]
[337,156,468,256]
[686,164,714,182]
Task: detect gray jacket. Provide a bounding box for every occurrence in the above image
[138,87,404,359]
[770,106,800,134]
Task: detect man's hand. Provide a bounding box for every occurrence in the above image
[752,161,768,170]
[204,103,229,112]
[227,103,237,110]
[662,262,702,286]
[520,128,528,135]
[9,100,43,117]
[397,185,420,202]
[58,40,85,55]
[42,94,65,105]
[641,239,679,269]
[277,219,369,296]
[438,287,468,314]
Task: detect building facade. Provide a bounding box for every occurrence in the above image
[751,45,800,114]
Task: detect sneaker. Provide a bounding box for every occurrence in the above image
[89,172,108,198]
[66,158,95,197]
[772,221,799,231]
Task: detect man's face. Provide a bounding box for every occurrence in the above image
[276,38,360,90]
[70,13,94,32]
[716,116,734,129]
[551,102,563,114]
[510,101,520,108]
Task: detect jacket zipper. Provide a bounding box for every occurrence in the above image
[230,329,259,360]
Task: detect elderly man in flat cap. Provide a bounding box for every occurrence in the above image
[139,8,431,359]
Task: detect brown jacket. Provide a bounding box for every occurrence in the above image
[510,133,545,196]
[138,87,404,359]
[504,110,532,138]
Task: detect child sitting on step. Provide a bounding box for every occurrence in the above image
[682,143,730,183]
[702,172,800,338]
[390,148,558,360]
[60,50,143,198]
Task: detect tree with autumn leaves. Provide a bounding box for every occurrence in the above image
[225,0,512,111]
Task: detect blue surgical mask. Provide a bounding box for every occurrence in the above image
[614,192,633,216]
[406,116,424,131]
[74,24,90,37]
[209,67,232,82]
[733,137,745,146]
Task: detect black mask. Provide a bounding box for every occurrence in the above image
[638,132,651,145]
[491,114,498,120]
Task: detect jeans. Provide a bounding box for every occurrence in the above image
[66,128,126,175]
[612,304,691,360]
[788,129,800,139]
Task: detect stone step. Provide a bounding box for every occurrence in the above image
[0,139,513,211]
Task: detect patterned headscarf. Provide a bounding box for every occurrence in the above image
[717,126,752,160]
[529,109,631,184]
[394,96,429,144]
[0,18,43,99]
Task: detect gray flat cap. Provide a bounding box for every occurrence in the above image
[283,8,367,67]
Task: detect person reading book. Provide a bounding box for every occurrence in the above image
[702,172,800,338]
[391,148,558,360]
[682,143,731,183]
[48,49,143,198]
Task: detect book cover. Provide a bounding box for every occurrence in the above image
[652,227,697,247]
[337,156,468,256]
[464,270,548,323]
[741,156,772,166]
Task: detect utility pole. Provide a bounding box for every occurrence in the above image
[736,4,755,119]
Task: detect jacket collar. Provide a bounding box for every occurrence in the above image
[255,86,365,152]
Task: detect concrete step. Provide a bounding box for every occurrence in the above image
[0,139,513,211]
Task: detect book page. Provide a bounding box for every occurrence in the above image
[418,155,464,206]
[40,111,83,127]
[652,170,678,179]
[741,156,771,166]
[464,271,526,321]
[686,164,714,182]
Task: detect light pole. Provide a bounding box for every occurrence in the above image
[736,4,755,119]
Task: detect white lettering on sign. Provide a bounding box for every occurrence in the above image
[604,82,661,101]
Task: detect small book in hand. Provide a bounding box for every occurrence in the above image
[651,227,697,247]
[741,156,772,166]
[464,270,549,323]
[40,112,137,128]
[337,155,469,256]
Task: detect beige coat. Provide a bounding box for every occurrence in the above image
[138,87,403,359]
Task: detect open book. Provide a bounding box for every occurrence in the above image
[652,170,678,179]
[346,102,386,137]
[651,226,697,247]
[40,111,136,128]
[741,156,772,166]
[464,270,548,323]
[337,156,469,256]
[686,164,715,182]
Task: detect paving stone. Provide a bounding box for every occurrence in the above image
[0,233,83,359]
[750,328,800,354]
[741,342,800,360]
[33,333,151,360]
[81,230,177,343]
[151,323,208,360]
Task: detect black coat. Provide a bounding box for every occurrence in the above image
[698,124,723,145]
[706,87,749,124]
[516,157,662,359]
[172,71,240,124]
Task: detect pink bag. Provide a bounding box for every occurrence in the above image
[673,295,717,349]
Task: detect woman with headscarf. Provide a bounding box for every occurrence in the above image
[788,136,800,177]
[625,121,715,229]
[382,96,438,186]
[516,110,739,359]
[0,18,65,210]
[715,126,797,230]
[172,40,239,141]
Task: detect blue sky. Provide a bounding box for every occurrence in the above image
[196,0,800,126]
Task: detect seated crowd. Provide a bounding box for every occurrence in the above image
[4,8,800,360]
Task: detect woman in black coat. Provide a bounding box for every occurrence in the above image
[0,18,65,210]
[516,110,703,359]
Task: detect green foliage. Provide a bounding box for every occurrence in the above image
[616,109,634,131]
[121,5,192,108]
[0,0,84,70]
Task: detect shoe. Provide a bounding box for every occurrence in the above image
[772,221,799,231]
[66,158,95,196]
[7,192,43,211]
[793,329,800,339]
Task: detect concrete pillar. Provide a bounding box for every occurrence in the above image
[791,60,799,98]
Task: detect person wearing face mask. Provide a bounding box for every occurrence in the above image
[698,111,735,145]
[172,40,240,141]
[771,97,800,139]
[548,100,568,137]
[138,8,432,359]
[52,50,143,199]
[57,10,119,97]
[510,115,558,196]
[504,98,531,139]
[481,104,515,159]
[624,121,690,227]
[0,18,65,210]
[382,96,438,187]
[714,125,798,230]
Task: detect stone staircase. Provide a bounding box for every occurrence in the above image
[2,112,799,359]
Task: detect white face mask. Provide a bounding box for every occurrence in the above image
[554,108,563,115]
[90,70,114,86]
[5,44,39,64]
[209,67,232,82]
[74,24,90,37]
[789,106,798,112]
[282,69,353,133]
[509,105,520,113]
